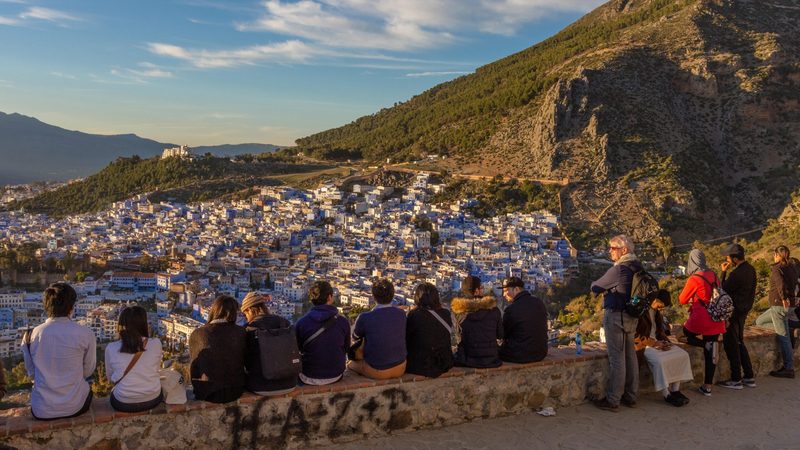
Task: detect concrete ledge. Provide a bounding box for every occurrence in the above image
[0,326,793,449]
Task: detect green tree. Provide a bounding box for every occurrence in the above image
[92,362,114,397]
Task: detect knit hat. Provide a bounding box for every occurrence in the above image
[501,277,525,289]
[686,249,708,275]
[240,292,266,312]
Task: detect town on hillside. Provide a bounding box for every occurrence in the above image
[0,171,576,357]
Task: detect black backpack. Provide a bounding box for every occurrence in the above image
[256,325,302,381]
[623,264,660,317]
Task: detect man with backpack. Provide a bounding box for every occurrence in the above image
[241,292,299,396]
[591,234,645,412]
[718,244,758,389]
[295,281,351,385]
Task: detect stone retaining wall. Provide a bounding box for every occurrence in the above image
[0,326,793,450]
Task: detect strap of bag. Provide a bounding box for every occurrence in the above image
[690,273,717,306]
[115,338,148,386]
[427,309,453,334]
[303,315,338,348]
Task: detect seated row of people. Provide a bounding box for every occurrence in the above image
[190,276,550,403]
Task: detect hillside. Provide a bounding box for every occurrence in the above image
[10,154,335,216]
[296,0,800,247]
[0,112,282,185]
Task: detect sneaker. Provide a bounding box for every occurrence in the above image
[769,368,796,379]
[620,397,637,408]
[593,398,619,412]
[717,380,744,390]
[742,378,757,388]
[664,393,685,407]
[672,391,690,405]
[698,386,712,396]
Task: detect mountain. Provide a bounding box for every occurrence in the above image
[0,112,281,185]
[296,0,800,247]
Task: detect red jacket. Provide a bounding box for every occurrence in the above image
[679,270,726,335]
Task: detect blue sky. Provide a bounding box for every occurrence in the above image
[0,0,605,146]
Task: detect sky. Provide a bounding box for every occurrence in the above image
[0,0,606,146]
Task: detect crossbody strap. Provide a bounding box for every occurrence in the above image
[115,338,148,386]
[690,273,716,306]
[427,309,453,334]
[303,315,338,348]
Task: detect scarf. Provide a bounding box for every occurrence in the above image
[614,252,638,266]
[686,249,707,275]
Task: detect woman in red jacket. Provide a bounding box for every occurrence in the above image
[679,249,726,396]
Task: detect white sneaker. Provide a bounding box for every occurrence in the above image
[718,380,743,390]
[742,378,757,388]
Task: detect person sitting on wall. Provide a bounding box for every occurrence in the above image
[405,282,454,378]
[348,279,407,379]
[295,281,351,386]
[452,275,503,369]
[189,295,247,403]
[105,305,164,412]
[634,290,692,407]
[241,292,297,396]
[498,277,548,364]
[22,282,96,420]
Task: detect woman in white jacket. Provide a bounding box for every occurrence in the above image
[105,306,163,412]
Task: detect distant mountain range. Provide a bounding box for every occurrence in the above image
[0,112,281,184]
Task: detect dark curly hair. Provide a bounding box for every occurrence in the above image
[372,278,395,305]
[43,282,77,318]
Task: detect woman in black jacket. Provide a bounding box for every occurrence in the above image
[189,295,247,403]
[451,277,503,368]
[405,283,454,378]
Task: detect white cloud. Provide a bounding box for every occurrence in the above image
[0,15,20,25]
[147,40,315,68]
[50,71,77,80]
[151,0,604,70]
[19,6,81,23]
[405,71,471,78]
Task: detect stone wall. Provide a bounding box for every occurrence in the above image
[0,326,793,450]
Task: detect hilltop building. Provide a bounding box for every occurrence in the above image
[161,145,193,160]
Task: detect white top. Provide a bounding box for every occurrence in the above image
[105,338,163,404]
[22,317,96,419]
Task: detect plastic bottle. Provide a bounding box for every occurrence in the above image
[575,330,583,355]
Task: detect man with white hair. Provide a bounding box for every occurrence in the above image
[590,234,643,412]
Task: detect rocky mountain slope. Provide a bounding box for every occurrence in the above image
[297,0,800,246]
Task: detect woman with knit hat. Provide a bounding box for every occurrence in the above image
[679,249,725,396]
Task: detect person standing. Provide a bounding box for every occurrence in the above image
[679,249,725,396]
[498,277,548,364]
[756,246,798,378]
[718,243,758,389]
[591,235,641,412]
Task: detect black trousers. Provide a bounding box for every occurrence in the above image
[684,329,720,385]
[723,312,754,381]
[110,391,163,413]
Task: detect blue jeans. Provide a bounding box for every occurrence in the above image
[756,307,794,371]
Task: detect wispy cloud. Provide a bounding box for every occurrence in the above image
[151,0,601,71]
[0,15,20,25]
[0,5,82,27]
[19,6,81,23]
[147,40,315,68]
[405,71,471,78]
[108,62,174,84]
[50,71,77,80]
[0,79,13,88]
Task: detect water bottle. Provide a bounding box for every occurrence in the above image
[575,331,583,355]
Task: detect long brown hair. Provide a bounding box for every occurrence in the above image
[209,295,239,323]
[414,282,441,310]
[118,306,149,354]
[775,246,791,267]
